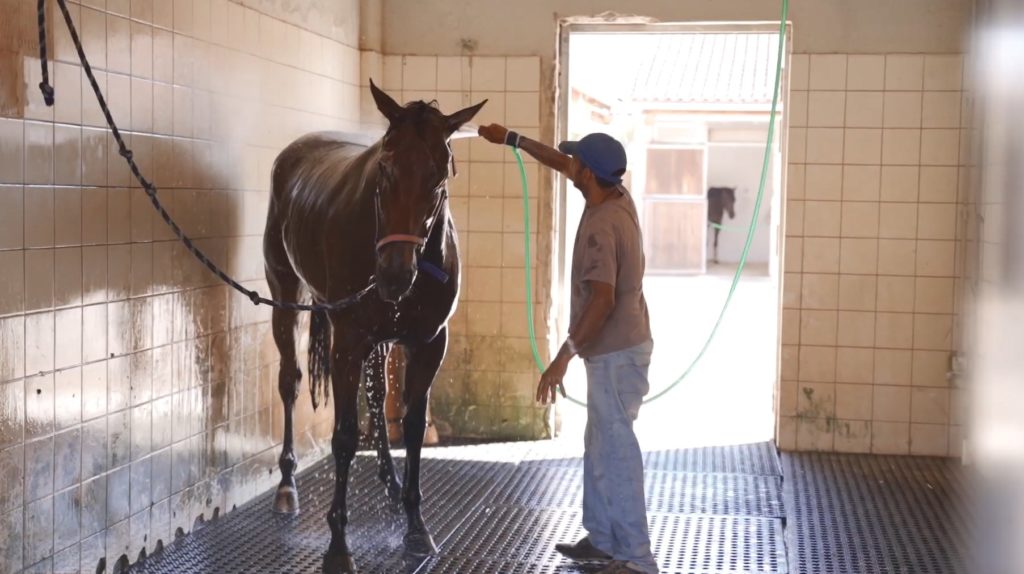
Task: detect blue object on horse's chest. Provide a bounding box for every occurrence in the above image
[417,260,449,284]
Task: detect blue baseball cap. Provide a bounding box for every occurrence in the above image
[558,133,627,185]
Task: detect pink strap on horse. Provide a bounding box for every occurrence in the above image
[376,234,427,250]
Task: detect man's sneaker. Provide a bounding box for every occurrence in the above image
[554,537,613,562]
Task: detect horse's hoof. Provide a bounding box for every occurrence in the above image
[272,484,300,514]
[404,531,438,556]
[323,552,357,574]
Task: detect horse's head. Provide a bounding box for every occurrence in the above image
[369,79,486,303]
[722,187,737,219]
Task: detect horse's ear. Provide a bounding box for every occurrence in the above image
[370,78,403,123]
[445,99,487,134]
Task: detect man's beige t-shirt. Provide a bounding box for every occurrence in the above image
[569,187,652,358]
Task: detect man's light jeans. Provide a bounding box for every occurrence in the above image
[582,340,658,574]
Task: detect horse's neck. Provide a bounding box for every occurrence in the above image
[339,146,381,224]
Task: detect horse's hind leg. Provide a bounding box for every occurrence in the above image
[366,343,403,506]
[266,255,303,513]
[713,228,721,264]
[401,328,448,556]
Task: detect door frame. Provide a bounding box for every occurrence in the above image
[553,19,793,443]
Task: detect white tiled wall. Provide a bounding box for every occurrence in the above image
[779,53,966,456]
[0,1,363,571]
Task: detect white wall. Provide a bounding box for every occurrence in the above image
[708,144,775,265]
[382,0,972,57]
[0,1,365,571]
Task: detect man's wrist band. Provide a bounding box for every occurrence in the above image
[504,130,521,148]
[566,337,578,355]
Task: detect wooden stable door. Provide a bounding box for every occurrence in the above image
[642,146,707,274]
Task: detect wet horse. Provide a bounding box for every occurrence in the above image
[707,186,736,264]
[263,80,485,573]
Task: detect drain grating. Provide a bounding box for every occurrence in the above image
[783,452,970,574]
[493,466,785,518]
[426,505,786,574]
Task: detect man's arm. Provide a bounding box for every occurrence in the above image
[556,281,615,363]
[536,281,615,404]
[518,136,572,176]
[478,123,573,176]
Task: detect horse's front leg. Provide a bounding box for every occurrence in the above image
[323,335,368,574]
[401,327,447,556]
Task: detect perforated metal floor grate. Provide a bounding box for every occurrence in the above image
[783,452,971,574]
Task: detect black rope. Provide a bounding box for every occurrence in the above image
[36,0,371,312]
[37,0,54,106]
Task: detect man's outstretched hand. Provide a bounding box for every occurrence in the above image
[478,123,509,145]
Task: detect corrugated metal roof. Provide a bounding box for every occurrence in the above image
[628,33,779,105]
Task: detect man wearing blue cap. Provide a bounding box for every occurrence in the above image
[479,124,657,574]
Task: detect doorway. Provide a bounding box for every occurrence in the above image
[551,22,792,449]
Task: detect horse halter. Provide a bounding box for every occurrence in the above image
[374,189,446,251]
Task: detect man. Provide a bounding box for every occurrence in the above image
[478,125,657,574]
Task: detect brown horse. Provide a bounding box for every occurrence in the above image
[263,79,485,573]
[707,186,737,264]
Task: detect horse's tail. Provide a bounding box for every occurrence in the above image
[307,310,332,410]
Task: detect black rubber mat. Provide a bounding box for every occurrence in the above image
[128,455,515,574]
[643,443,784,476]
[521,441,783,476]
[127,441,789,574]
[782,452,970,574]
[420,506,786,574]
[123,440,978,574]
[493,466,785,518]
